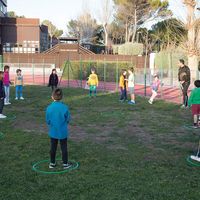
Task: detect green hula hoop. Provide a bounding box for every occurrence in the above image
[186,156,200,167]
[0,132,4,139]
[32,159,79,174]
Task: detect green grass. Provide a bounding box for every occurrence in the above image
[0,86,200,200]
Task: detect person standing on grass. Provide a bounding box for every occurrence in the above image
[48,69,59,91]
[178,59,191,108]
[0,71,6,119]
[188,80,200,129]
[46,88,72,169]
[119,69,128,102]
[148,74,160,104]
[15,69,24,100]
[87,67,99,97]
[3,65,11,105]
[127,67,135,105]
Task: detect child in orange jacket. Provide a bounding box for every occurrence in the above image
[119,69,128,102]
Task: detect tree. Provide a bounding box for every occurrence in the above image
[7,11,25,18]
[182,0,200,80]
[42,20,63,47]
[113,0,170,43]
[67,13,98,43]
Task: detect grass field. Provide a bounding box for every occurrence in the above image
[0,86,200,200]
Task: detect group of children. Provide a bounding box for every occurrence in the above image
[0,65,25,119]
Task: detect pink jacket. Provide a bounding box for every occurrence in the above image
[3,71,10,86]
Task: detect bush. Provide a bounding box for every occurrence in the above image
[61,60,135,82]
[118,42,144,56]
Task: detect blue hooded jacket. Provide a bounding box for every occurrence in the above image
[46,101,71,139]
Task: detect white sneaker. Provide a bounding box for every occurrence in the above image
[20,97,24,100]
[190,155,200,162]
[0,114,7,119]
[15,97,18,100]
[148,100,153,104]
[4,102,11,105]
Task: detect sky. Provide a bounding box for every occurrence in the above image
[7,0,200,32]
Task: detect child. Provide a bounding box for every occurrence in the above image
[46,88,71,169]
[148,74,160,104]
[3,65,11,105]
[119,69,128,102]
[15,69,24,100]
[87,67,99,97]
[188,80,200,128]
[0,71,6,119]
[127,67,135,105]
[48,69,59,91]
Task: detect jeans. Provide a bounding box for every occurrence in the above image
[4,86,10,103]
[0,98,4,114]
[181,82,190,107]
[120,87,127,101]
[50,138,68,164]
[16,85,23,98]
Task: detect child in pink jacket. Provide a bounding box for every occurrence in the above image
[3,65,11,105]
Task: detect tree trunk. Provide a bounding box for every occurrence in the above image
[131,8,137,43]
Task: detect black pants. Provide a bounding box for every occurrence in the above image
[51,85,57,91]
[0,98,4,114]
[181,82,190,107]
[50,138,68,164]
[120,87,127,101]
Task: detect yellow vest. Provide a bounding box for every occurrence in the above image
[88,73,99,86]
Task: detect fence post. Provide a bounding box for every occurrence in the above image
[80,55,83,88]
[32,58,35,85]
[116,58,119,91]
[160,57,164,99]
[144,55,147,97]
[168,52,173,86]
[104,57,106,91]
[67,60,70,88]
[43,58,45,86]
[0,55,3,71]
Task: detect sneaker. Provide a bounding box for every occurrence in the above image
[193,125,198,129]
[148,100,153,105]
[20,97,24,100]
[128,101,135,105]
[180,105,186,109]
[191,155,200,162]
[49,163,56,169]
[63,163,72,169]
[4,102,11,105]
[15,97,18,100]
[0,114,7,119]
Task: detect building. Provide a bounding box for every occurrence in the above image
[0,0,7,17]
[0,17,49,53]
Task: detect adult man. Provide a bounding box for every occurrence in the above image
[178,59,191,108]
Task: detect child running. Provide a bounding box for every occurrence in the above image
[188,80,200,129]
[15,69,24,100]
[119,69,128,102]
[46,88,71,169]
[148,74,160,104]
[48,69,59,91]
[127,67,135,105]
[0,71,6,119]
[87,67,99,97]
[3,65,11,105]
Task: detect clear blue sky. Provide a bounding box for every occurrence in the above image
[7,0,199,31]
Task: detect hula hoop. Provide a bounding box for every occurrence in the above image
[32,159,79,174]
[0,132,4,139]
[186,156,200,167]
[183,125,199,130]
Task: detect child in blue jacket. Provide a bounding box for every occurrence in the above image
[46,88,71,169]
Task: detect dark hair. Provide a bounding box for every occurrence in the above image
[129,67,134,73]
[91,67,96,73]
[194,80,200,88]
[52,88,63,101]
[4,65,10,71]
[16,69,22,73]
[154,74,159,78]
[121,69,126,75]
[52,69,56,73]
[0,71,3,80]
[179,59,185,65]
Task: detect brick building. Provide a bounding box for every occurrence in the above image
[0,17,49,54]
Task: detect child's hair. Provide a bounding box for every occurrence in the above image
[52,68,56,73]
[194,80,200,88]
[52,88,63,101]
[179,59,185,65]
[121,69,126,75]
[0,71,3,80]
[16,69,22,73]
[91,67,96,73]
[129,67,134,73]
[154,74,159,79]
[4,65,10,71]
